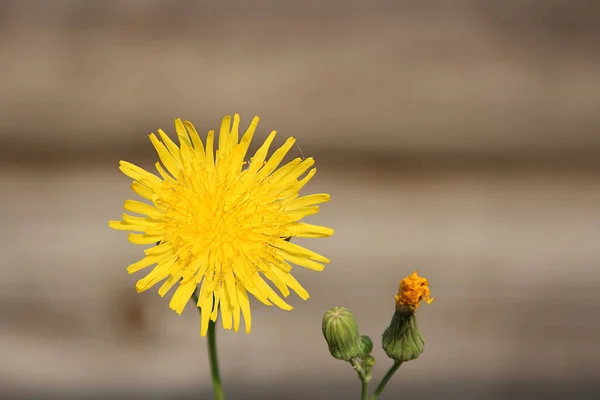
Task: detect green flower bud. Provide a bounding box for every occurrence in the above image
[381,311,424,362]
[322,306,362,361]
[359,335,373,356]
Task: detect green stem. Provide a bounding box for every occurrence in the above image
[370,361,402,400]
[360,376,369,400]
[207,319,224,400]
[350,359,369,400]
[192,291,224,400]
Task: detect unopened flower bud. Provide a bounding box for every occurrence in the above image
[359,335,373,356]
[322,306,362,361]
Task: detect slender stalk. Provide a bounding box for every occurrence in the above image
[207,320,224,400]
[360,376,369,400]
[192,291,224,400]
[370,361,402,400]
[350,359,369,400]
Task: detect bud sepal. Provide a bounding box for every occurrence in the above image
[382,310,425,362]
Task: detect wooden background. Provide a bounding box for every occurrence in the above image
[1,1,599,398]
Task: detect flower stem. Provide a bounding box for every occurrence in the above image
[207,319,224,400]
[192,291,224,400]
[350,359,369,400]
[370,361,402,400]
[360,376,369,400]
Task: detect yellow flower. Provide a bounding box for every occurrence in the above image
[109,114,333,336]
[394,270,435,311]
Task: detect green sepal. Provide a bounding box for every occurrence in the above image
[381,311,425,362]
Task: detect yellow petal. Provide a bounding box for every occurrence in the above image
[267,158,303,183]
[271,267,309,300]
[210,289,221,321]
[108,220,146,232]
[149,133,181,177]
[157,129,182,163]
[127,255,158,274]
[219,283,233,330]
[179,140,195,165]
[286,223,334,238]
[274,240,330,263]
[279,168,317,196]
[174,118,192,148]
[131,181,154,200]
[122,201,155,215]
[257,137,296,178]
[286,206,320,221]
[144,242,173,256]
[264,269,290,297]
[199,280,214,336]
[277,251,325,271]
[224,273,241,332]
[128,233,164,245]
[279,157,314,182]
[229,114,241,147]
[169,277,196,314]
[122,214,154,226]
[158,273,182,297]
[246,130,277,176]
[119,161,162,186]
[230,116,259,171]
[236,282,252,333]
[287,193,331,209]
[181,121,207,173]
[218,115,231,155]
[135,257,176,292]
[253,274,292,311]
[205,130,215,170]
[243,280,272,306]
[109,215,157,233]
[154,161,172,181]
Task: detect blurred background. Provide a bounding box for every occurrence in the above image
[1,0,599,398]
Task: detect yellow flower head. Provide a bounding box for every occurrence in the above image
[109,114,334,336]
[395,270,435,311]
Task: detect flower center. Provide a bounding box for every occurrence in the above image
[158,169,290,277]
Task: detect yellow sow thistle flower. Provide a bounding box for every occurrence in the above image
[395,270,435,312]
[109,114,334,336]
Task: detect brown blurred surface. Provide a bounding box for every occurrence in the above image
[1,1,600,399]
[1,0,600,158]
